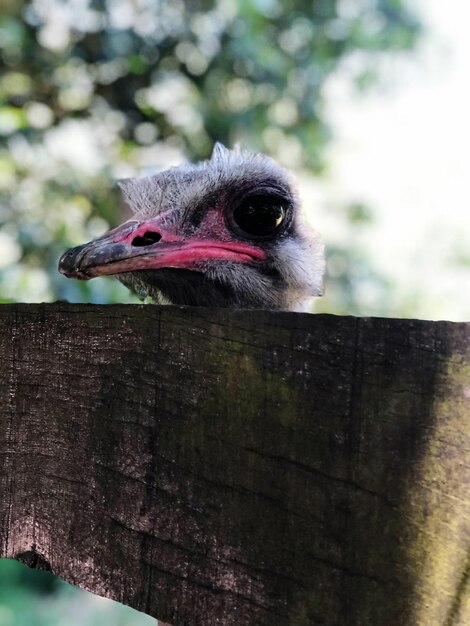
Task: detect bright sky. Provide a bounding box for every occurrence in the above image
[308,0,469,321]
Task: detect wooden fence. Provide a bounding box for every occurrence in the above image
[0,304,468,625]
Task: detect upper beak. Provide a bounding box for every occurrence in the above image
[58,217,265,280]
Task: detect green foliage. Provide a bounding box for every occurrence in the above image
[0,0,420,307]
[0,559,154,625]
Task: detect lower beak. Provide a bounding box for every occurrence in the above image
[58,219,265,280]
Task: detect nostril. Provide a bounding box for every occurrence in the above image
[131,232,162,247]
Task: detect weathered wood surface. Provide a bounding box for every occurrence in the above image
[0,304,468,626]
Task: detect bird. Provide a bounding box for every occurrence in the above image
[58,144,325,311]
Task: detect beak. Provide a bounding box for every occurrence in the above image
[58,217,266,280]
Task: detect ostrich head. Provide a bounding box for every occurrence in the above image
[59,144,325,310]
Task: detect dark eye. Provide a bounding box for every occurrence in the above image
[232,196,286,237]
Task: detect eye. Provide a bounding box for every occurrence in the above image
[232,196,286,237]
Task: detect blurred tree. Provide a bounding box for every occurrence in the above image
[0,0,420,307]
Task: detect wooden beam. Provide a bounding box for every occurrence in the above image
[0,304,468,625]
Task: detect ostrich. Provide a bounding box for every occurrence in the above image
[59,144,325,310]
